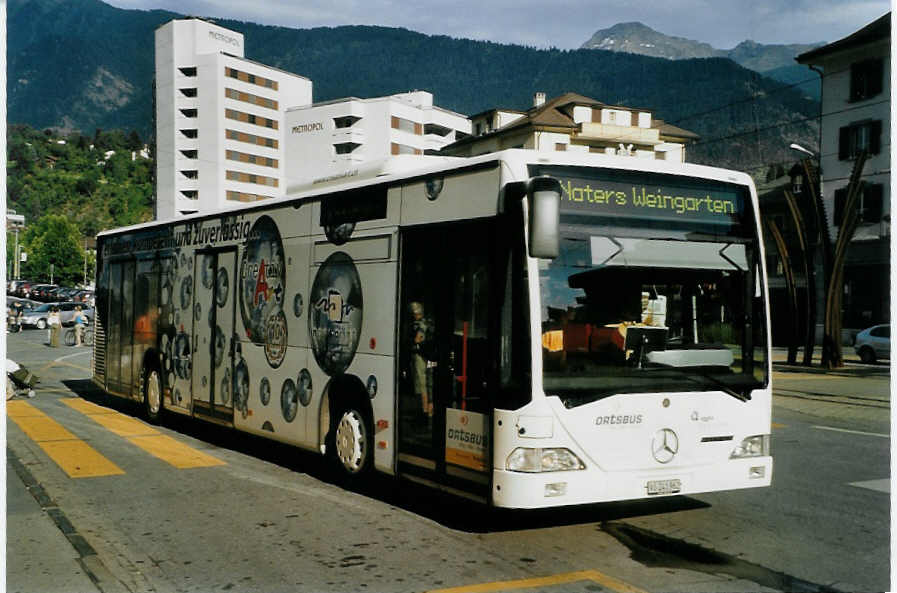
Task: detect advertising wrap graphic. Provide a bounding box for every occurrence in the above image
[239,215,286,368]
[281,379,298,422]
[308,252,363,376]
[445,409,488,471]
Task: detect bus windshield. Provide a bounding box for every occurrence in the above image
[539,230,767,407]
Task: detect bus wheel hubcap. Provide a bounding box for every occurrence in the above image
[335,410,366,473]
[147,371,162,414]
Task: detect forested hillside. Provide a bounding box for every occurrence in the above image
[8,0,820,176]
[7,124,154,236]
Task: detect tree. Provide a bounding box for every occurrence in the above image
[20,214,86,285]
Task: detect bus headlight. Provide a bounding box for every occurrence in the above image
[506,447,585,472]
[730,435,770,459]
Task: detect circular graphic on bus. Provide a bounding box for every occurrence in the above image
[239,216,286,350]
[213,326,225,368]
[234,359,249,418]
[297,369,312,406]
[216,268,229,308]
[219,368,231,405]
[281,378,298,423]
[308,252,363,376]
[259,377,271,406]
[180,276,192,310]
[264,310,287,369]
[201,258,215,290]
[324,223,355,245]
[173,331,191,379]
[293,293,304,318]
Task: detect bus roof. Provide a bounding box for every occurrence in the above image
[96,150,755,238]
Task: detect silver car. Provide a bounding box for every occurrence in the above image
[20,302,94,329]
[854,324,890,364]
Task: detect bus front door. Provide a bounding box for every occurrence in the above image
[398,223,493,498]
[191,249,238,424]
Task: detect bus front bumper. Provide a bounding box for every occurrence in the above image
[491,456,772,509]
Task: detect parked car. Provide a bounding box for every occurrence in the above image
[15,281,36,298]
[72,290,95,306]
[50,287,79,302]
[20,302,94,329]
[854,324,890,364]
[31,284,58,302]
[8,280,30,295]
[7,297,39,315]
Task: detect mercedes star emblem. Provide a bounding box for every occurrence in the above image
[652,428,679,464]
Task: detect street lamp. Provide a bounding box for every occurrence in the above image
[789,143,816,158]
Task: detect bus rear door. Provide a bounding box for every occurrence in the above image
[192,249,238,424]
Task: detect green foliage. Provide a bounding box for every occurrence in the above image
[6,123,154,253]
[19,214,86,285]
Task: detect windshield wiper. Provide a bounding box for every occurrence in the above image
[651,365,751,402]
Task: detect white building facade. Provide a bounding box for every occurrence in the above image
[284,91,470,191]
[155,19,312,219]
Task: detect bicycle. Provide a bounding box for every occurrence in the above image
[64,324,94,347]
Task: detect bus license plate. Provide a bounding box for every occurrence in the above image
[646,479,681,495]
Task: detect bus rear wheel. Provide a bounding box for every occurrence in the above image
[328,404,373,480]
[143,365,164,424]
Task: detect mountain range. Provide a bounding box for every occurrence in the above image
[8,0,820,177]
[581,22,823,99]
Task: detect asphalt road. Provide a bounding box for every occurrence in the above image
[6,329,891,593]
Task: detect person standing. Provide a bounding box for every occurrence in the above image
[73,306,87,346]
[409,301,435,419]
[48,306,61,347]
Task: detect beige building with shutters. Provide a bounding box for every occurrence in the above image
[441,92,698,162]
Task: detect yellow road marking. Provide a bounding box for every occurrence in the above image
[63,398,116,415]
[10,415,79,442]
[38,440,125,478]
[129,435,226,469]
[7,400,49,417]
[90,414,161,438]
[426,569,646,593]
[63,398,224,469]
[7,401,124,478]
[772,422,787,429]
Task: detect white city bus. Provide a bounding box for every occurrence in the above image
[92,150,772,508]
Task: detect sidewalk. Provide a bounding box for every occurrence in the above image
[6,449,101,593]
[769,347,890,429]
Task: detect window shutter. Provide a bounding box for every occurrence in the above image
[870,59,884,97]
[833,187,847,225]
[838,127,850,160]
[862,183,883,223]
[870,120,882,154]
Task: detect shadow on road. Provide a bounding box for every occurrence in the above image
[62,378,710,533]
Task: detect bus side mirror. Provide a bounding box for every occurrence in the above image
[527,176,560,259]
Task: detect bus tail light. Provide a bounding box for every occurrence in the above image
[506,447,585,472]
[730,435,770,459]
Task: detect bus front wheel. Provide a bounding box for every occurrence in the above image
[328,403,373,480]
[142,365,164,424]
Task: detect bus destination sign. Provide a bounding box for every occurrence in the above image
[531,166,746,230]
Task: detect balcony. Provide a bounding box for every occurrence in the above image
[574,122,661,146]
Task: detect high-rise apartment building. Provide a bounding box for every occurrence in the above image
[155,19,312,219]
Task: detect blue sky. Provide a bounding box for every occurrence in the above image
[105,0,890,50]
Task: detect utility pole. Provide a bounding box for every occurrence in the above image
[7,212,25,279]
